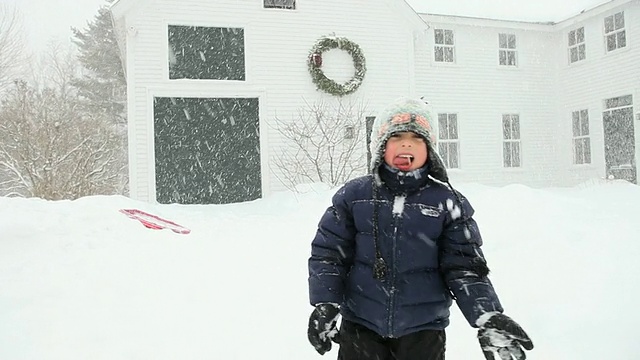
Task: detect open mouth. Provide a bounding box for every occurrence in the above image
[393,154,414,169]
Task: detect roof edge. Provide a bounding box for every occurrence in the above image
[555,0,633,27]
[414,0,634,26]
[418,12,556,26]
[109,0,138,20]
[391,0,430,28]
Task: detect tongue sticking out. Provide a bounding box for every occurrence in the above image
[393,155,413,171]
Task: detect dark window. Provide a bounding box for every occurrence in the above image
[604,95,633,110]
[502,114,521,167]
[572,110,591,164]
[153,97,261,204]
[568,27,586,64]
[434,29,455,63]
[264,0,295,9]
[437,113,459,168]
[168,25,245,80]
[604,12,626,52]
[499,33,517,66]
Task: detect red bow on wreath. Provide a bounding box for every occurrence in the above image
[309,53,322,67]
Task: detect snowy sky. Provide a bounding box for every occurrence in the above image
[2,0,109,53]
[1,180,639,358]
[3,0,612,53]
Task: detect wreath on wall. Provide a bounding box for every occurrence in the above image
[307,36,367,97]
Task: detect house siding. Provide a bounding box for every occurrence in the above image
[555,1,640,185]
[415,0,638,187]
[118,0,429,202]
[416,18,561,187]
[113,0,639,203]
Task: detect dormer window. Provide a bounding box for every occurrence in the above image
[264,0,295,9]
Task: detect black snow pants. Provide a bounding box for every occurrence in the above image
[337,320,445,360]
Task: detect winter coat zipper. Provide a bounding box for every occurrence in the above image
[387,197,402,337]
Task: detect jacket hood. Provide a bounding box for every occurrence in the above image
[369,97,449,183]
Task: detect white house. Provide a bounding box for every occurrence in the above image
[110,0,639,204]
[416,0,639,188]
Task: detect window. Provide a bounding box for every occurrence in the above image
[604,11,626,52]
[264,0,295,9]
[568,27,586,63]
[572,110,591,164]
[499,33,517,66]
[604,95,633,110]
[168,26,245,80]
[153,97,261,204]
[434,29,455,63]
[344,126,355,140]
[502,114,521,167]
[437,113,459,168]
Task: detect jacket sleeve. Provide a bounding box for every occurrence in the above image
[438,194,503,327]
[308,186,356,306]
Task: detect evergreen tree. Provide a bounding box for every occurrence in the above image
[69,2,129,195]
[71,2,126,125]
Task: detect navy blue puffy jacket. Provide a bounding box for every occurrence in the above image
[308,174,503,338]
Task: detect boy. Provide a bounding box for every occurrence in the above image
[307,97,533,360]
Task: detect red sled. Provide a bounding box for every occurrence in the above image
[119,209,191,235]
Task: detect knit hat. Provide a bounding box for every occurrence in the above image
[369,97,449,183]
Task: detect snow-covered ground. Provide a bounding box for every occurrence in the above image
[1,180,638,359]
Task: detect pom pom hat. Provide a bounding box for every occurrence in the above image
[369,97,449,183]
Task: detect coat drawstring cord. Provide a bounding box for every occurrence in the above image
[372,184,388,281]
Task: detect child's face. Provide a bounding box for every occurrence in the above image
[383,131,428,171]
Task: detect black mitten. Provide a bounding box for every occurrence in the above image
[477,312,534,360]
[307,303,340,355]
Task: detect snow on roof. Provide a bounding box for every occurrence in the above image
[404,0,613,23]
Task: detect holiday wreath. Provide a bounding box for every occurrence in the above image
[307,36,366,96]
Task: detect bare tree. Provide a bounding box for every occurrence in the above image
[0,4,29,94]
[272,98,370,189]
[0,47,126,199]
